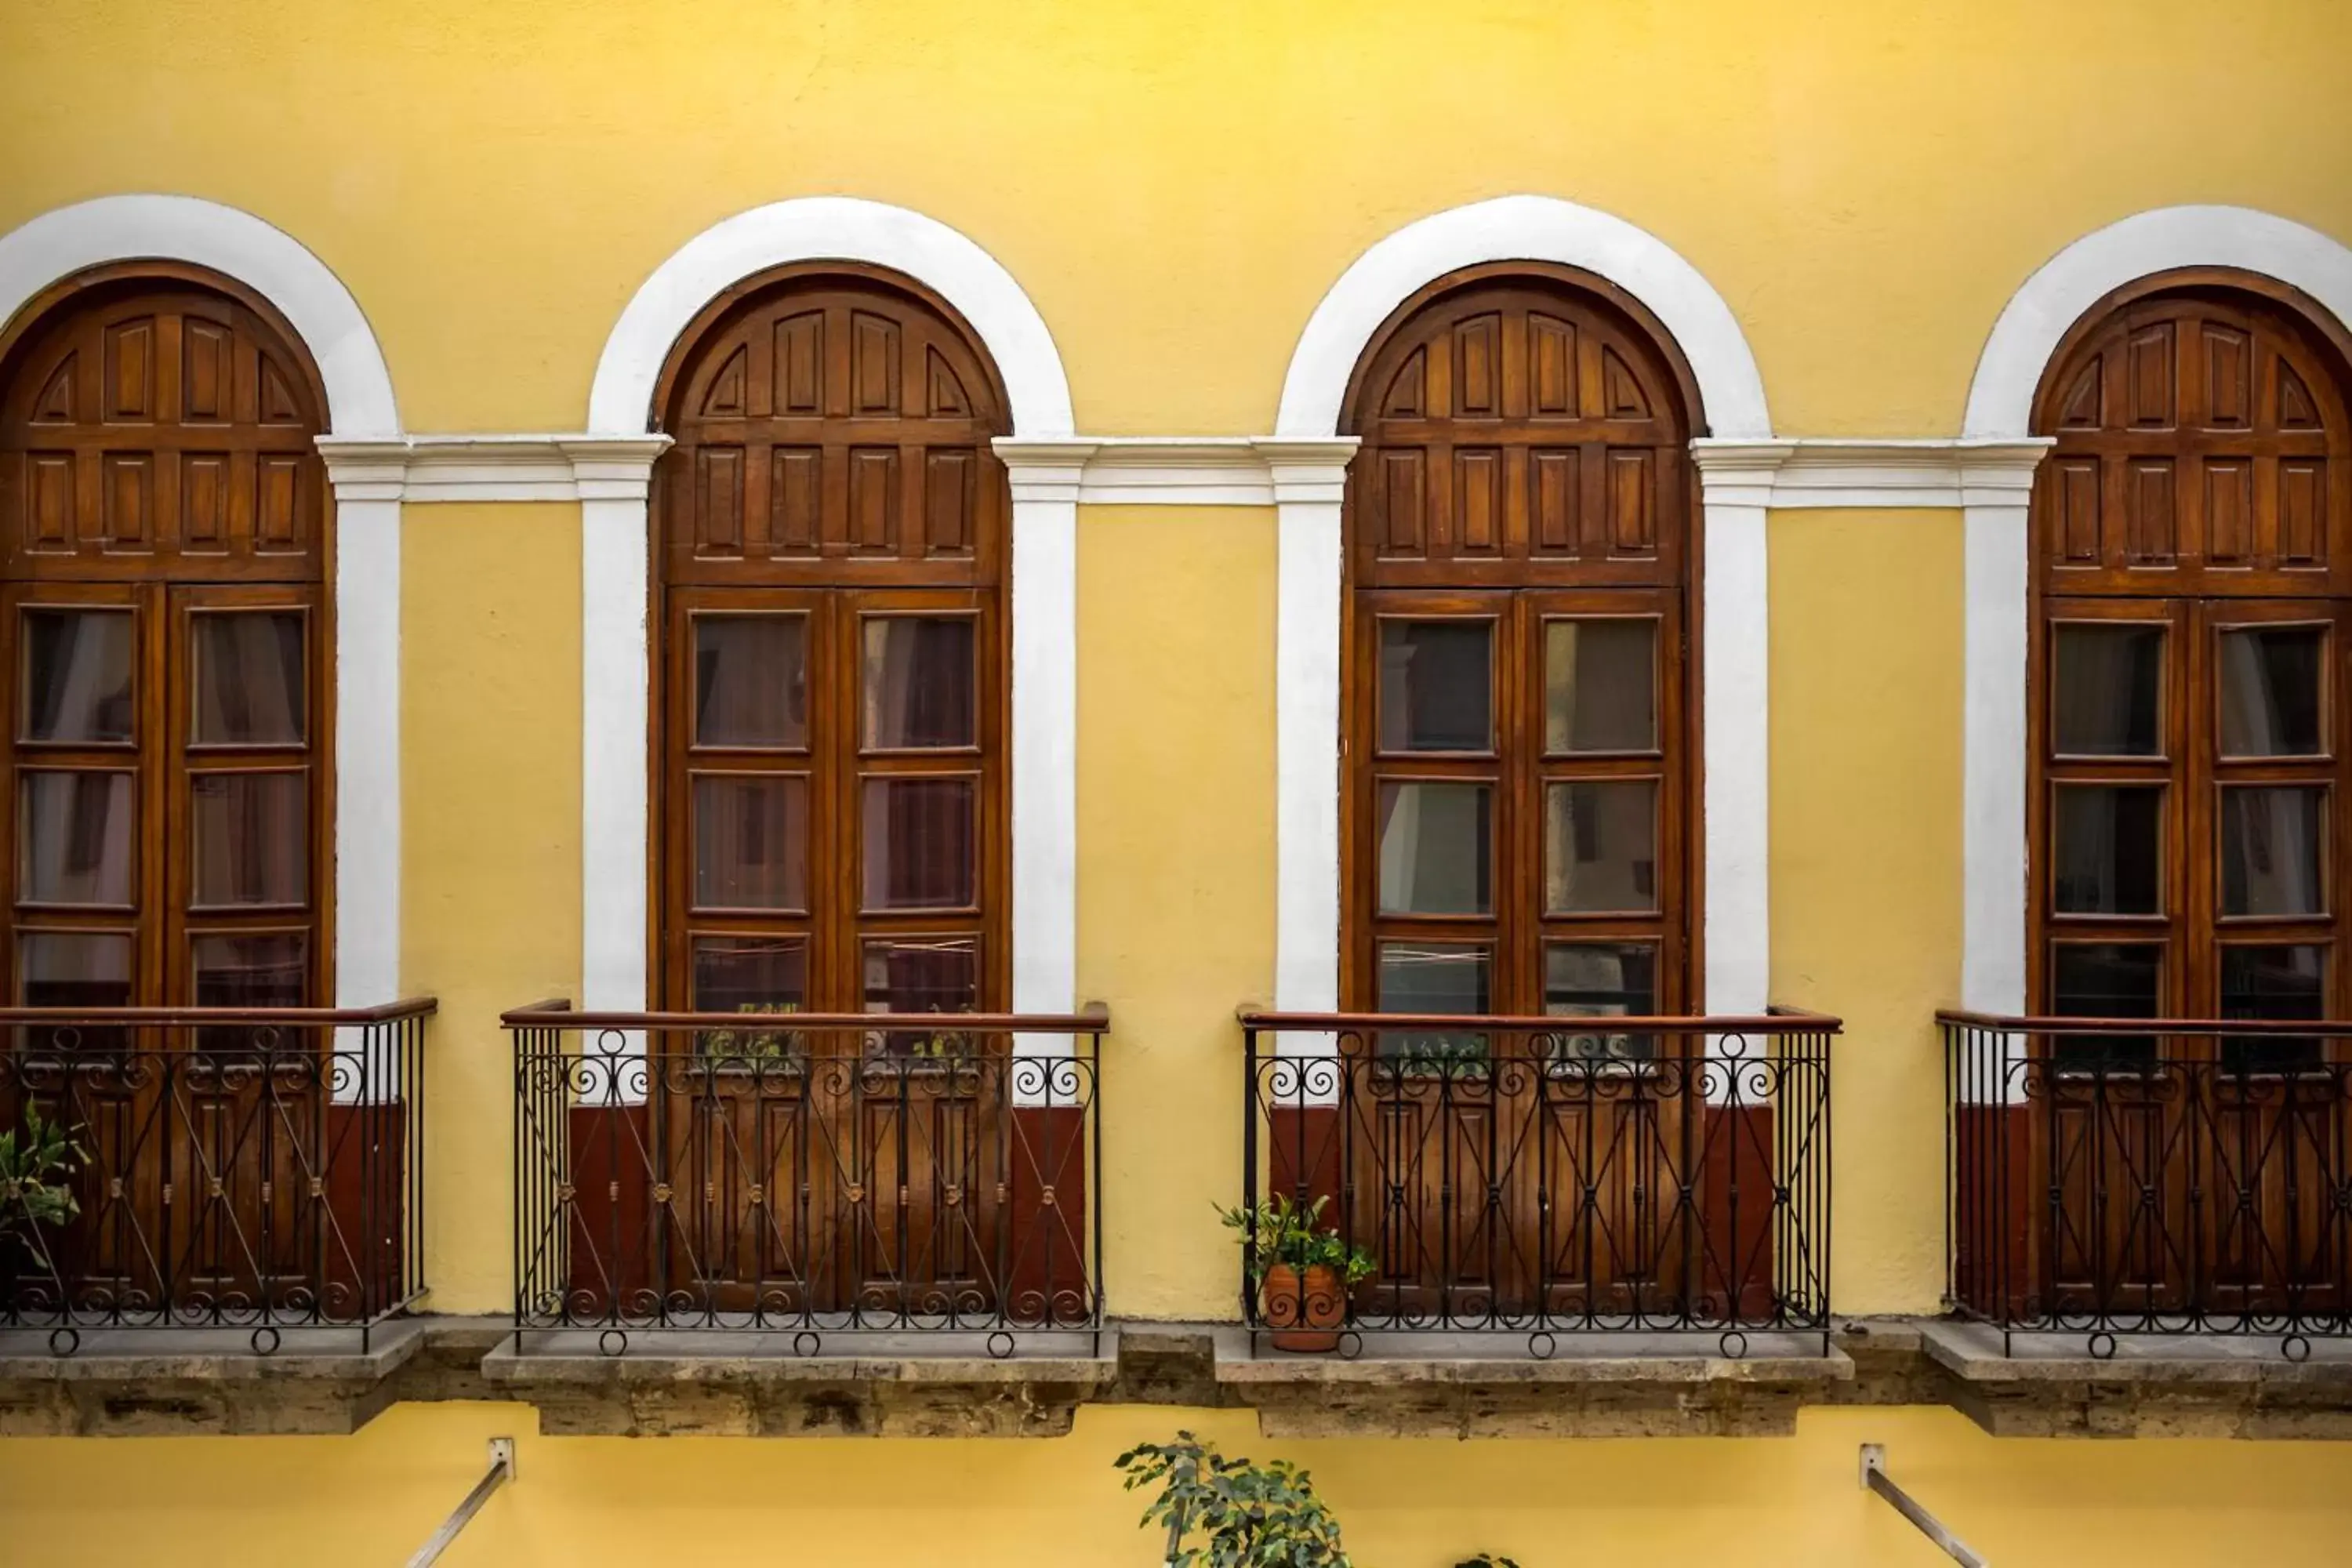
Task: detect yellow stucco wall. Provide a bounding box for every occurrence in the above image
[1769,511,1965,1314]
[401,505,583,1310]
[1076,507,1276,1321]
[5,0,2351,435]
[9,1402,2352,1566]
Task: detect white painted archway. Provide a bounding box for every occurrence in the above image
[1960,206,2352,1014]
[579,198,1078,1034]
[1271,195,1776,1018]
[0,194,404,1011]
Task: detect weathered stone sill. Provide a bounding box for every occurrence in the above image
[7,1315,2352,1438]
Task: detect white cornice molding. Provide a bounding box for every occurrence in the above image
[314,430,2046,510]
[315,434,673,503]
[993,436,1359,507]
[1690,437,2053,510]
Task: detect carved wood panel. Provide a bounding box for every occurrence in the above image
[2034,279,2351,597]
[655,267,1010,590]
[0,268,328,583]
[1343,265,1694,591]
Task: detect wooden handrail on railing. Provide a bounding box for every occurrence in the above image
[1237,1005,1842,1034]
[502,999,1109,1033]
[0,997,438,1027]
[1938,1007,2348,1036]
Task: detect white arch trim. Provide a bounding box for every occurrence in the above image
[1965,205,2352,441]
[578,199,1078,1061]
[0,194,403,1018]
[1271,196,1775,1023]
[0,195,398,437]
[1961,205,2352,1019]
[587,196,1073,437]
[1276,194,1771,441]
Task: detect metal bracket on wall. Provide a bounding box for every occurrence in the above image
[1860,1444,1987,1566]
[408,1437,517,1568]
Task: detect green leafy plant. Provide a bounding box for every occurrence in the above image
[1116,1432,1352,1568]
[1217,1194,1375,1286]
[0,1106,83,1241]
[1113,1432,1526,1568]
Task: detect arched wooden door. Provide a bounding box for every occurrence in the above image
[0,263,334,1316]
[1339,263,1701,1318]
[2027,271,2352,1316]
[648,263,1014,1317]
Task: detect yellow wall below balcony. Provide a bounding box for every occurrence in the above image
[401,504,584,1312]
[5,0,2351,436]
[1768,510,1965,1315]
[9,1402,2352,1566]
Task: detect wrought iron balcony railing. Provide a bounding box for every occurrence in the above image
[1944,1009,2352,1359]
[0,1000,434,1356]
[1238,1007,1838,1358]
[506,1000,1106,1357]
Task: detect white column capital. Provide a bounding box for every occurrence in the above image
[1256,437,1359,506]
[992,438,1095,506]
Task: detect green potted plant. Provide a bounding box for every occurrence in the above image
[1218,1193,1374,1352]
[0,1106,83,1270]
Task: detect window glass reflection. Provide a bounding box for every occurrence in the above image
[191,772,307,906]
[2053,624,2164,757]
[692,774,807,910]
[1544,619,1656,753]
[1544,780,1658,913]
[1376,780,1490,915]
[861,778,976,909]
[1544,942,1657,1061]
[692,936,807,1057]
[862,936,979,1055]
[1377,621,1492,752]
[21,609,133,744]
[2051,942,2161,1067]
[694,615,806,748]
[2052,785,2163,915]
[2221,786,2325,917]
[2219,626,2325,757]
[862,617,975,749]
[191,612,304,746]
[2220,944,2325,1073]
[1375,941,1490,1064]
[19,771,132,906]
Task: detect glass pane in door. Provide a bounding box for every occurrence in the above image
[862,616,975,749]
[190,612,306,746]
[1544,619,1657,753]
[2052,624,2164,756]
[693,615,807,749]
[1377,621,1492,752]
[20,608,133,744]
[2218,626,2325,758]
[2220,786,2326,916]
[18,771,133,906]
[190,772,307,906]
[1375,780,1491,914]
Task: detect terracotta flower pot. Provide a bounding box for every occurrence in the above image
[1261,1261,1347,1352]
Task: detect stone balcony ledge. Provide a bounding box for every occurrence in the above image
[1918,1319,2352,1439]
[13,1313,2352,1439]
[481,1328,1118,1437]
[0,1317,438,1436]
[1210,1328,1853,1437]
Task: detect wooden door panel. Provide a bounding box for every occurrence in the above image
[1341,268,1700,1319]
[2029,275,2352,1322]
